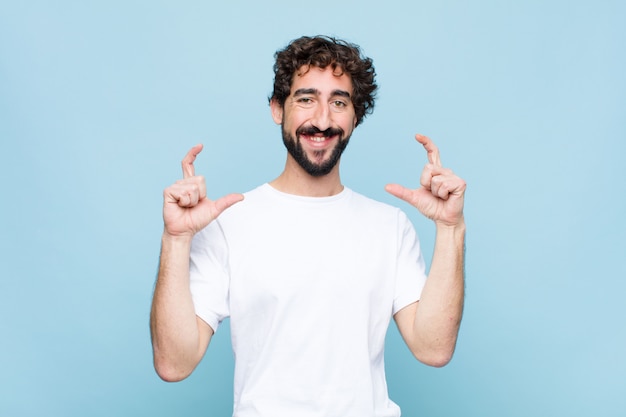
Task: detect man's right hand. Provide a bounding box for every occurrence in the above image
[162,144,244,238]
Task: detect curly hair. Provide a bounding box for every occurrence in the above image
[269,35,377,127]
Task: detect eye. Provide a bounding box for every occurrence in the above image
[297,97,313,104]
[333,100,347,107]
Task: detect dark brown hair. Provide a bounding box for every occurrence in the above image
[269,35,377,127]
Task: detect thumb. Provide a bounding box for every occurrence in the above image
[385,183,413,204]
[212,193,245,217]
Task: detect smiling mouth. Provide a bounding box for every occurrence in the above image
[297,126,343,141]
[301,134,335,143]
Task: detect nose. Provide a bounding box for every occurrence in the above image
[311,102,332,131]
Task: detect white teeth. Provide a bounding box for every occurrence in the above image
[310,137,326,142]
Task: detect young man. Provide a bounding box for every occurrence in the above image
[150,35,466,416]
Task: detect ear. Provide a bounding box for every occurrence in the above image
[270,99,283,125]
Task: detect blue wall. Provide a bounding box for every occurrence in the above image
[1,1,624,416]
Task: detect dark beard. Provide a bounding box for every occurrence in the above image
[282,125,351,177]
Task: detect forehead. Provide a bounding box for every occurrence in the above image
[291,65,353,95]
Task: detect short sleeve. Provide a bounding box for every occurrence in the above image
[189,220,231,332]
[392,211,427,315]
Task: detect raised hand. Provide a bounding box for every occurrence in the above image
[385,134,465,227]
[162,144,244,237]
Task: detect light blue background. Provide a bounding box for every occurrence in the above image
[1,1,624,416]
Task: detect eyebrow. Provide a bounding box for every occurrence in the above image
[293,88,352,99]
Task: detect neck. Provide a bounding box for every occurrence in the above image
[270,156,343,197]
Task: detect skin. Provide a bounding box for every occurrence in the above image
[150,145,243,381]
[150,65,466,381]
[386,134,466,366]
[269,66,357,196]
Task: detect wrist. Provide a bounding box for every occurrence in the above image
[161,231,194,247]
[434,218,466,234]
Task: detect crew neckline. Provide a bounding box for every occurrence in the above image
[262,183,351,203]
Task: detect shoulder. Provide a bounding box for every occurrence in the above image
[219,184,270,213]
[211,183,273,228]
[344,188,414,229]
[346,188,403,216]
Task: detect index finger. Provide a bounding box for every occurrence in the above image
[415,134,441,167]
[182,144,203,179]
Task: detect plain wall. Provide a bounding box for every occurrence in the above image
[1,1,624,416]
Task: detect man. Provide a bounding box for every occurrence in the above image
[150,35,466,416]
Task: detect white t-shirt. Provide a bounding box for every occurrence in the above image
[190,183,427,417]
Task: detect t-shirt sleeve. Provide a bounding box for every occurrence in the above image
[189,220,230,332]
[392,210,428,315]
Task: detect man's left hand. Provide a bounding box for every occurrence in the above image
[385,134,466,227]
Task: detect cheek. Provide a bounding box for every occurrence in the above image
[287,111,311,129]
[339,114,357,131]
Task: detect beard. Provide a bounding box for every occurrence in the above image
[281,125,351,177]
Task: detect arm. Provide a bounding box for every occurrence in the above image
[150,144,243,381]
[151,234,213,382]
[386,134,466,367]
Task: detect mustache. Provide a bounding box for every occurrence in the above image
[296,126,344,138]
